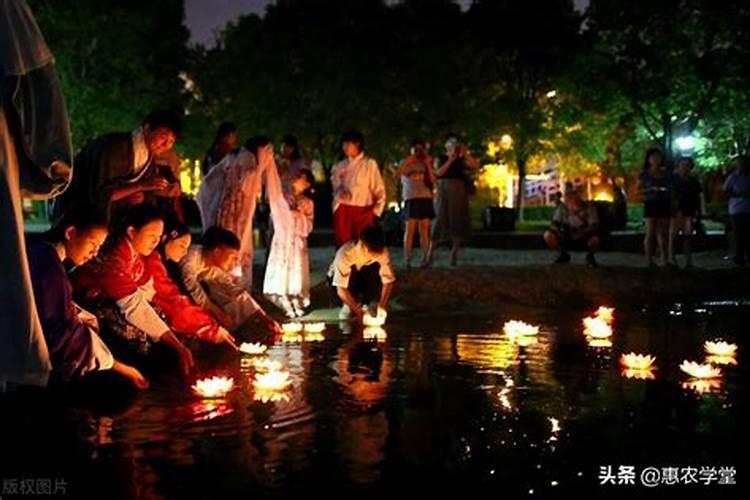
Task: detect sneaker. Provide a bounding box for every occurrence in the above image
[339,304,353,320]
[585,252,598,268]
[554,251,571,264]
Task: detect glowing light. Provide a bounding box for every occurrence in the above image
[514,335,538,347]
[595,306,614,324]
[253,370,292,391]
[252,358,283,372]
[363,307,387,326]
[304,322,326,333]
[254,389,291,403]
[676,135,696,151]
[704,340,737,357]
[583,316,612,338]
[549,417,561,433]
[282,332,302,343]
[363,326,387,342]
[586,338,613,348]
[304,332,325,342]
[679,361,722,379]
[682,379,722,394]
[706,355,738,366]
[185,401,234,422]
[192,376,234,399]
[282,322,303,333]
[239,342,267,355]
[621,368,656,380]
[503,320,540,338]
[619,353,655,370]
[593,190,614,202]
[546,90,557,99]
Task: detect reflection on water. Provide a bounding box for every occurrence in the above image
[0,301,745,497]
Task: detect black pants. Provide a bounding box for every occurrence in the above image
[731,213,750,264]
[348,263,383,305]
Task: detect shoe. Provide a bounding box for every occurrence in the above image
[554,251,571,264]
[585,252,598,268]
[339,304,353,320]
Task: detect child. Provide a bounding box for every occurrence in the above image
[27,210,148,388]
[180,226,283,335]
[263,166,315,318]
[329,225,396,322]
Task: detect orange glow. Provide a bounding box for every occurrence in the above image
[619,353,655,370]
[679,361,722,379]
[682,379,722,394]
[192,376,234,399]
[704,340,737,357]
[253,370,292,391]
[621,368,656,380]
[583,316,612,338]
[363,326,387,342]
[503,320,540,338]
[254,389,291,403]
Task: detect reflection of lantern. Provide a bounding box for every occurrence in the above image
[621,368,656,380]
[304,332,325,342]
[252,358,283,372]
[503,320,539,338]
[704,340,737,357]
[282,322,303,333]
[304,322,326,333]
[363,326,387,342]
[619,353,655,370]
[185,401,234,422]
[586,338,612,348]
[682,379,722,395]
[239,342,267,355]
[679,361,721,379]
[253,370,292,391]
[706,355,738,366]
[254,389,291,403]
[192,376,234,398]
[282,332,303,343]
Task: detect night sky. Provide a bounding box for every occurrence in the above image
[186,0,590,46]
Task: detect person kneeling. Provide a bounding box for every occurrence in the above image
[27,210,148,388]
[544,188,601,267]
[180,227,282,337]
[329,225,396,323]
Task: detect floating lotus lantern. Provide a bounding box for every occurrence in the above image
[282,333,302,343]
[503,320,540,338]
[253,370,292,391]
[706,355,738,366]
[304,332,325,342]
[621,368,656,380]
[514,335,538,347]
[679,361,722,379]
[362,307,387,327]
[682,379,722,395]
[704,340,737,357]
[619,353,656,371]
[304,322,326,333]
[252,358,283,372]
[254,388,291,403]
[586,338,613,348]
[282,322,303,333]
[192,376,234,399]
[239,342,267,355]
[582,316,612,339]
[363,326,387,342]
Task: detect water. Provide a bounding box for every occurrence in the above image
[1,302,745,498]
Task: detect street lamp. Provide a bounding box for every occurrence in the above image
[675,135,696,153]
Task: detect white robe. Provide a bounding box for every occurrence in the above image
[262,158,314,313]
[1,0,73,389]
[216,148,266,291]
[195,152,232,233]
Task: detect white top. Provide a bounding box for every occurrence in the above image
[329,241,396,288]
[330,153,386,215]
[131,127,150,176]
[115,276,169,341]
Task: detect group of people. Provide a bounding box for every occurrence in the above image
[544,147,750,268]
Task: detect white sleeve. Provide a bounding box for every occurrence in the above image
[370,159,386,216]
[331,247,354,288]
[181,250,210,307]
[378,250,396,284]
[116,289,169,341]
[83,328,115,373]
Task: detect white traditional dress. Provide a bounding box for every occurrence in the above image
[195,151,232,232]
[215,147,267,290]
[262,158,314,317]
[1,0,73,389]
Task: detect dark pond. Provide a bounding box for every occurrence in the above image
[1,301,746,499]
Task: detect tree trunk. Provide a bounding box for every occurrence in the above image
[516,155,526,222]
